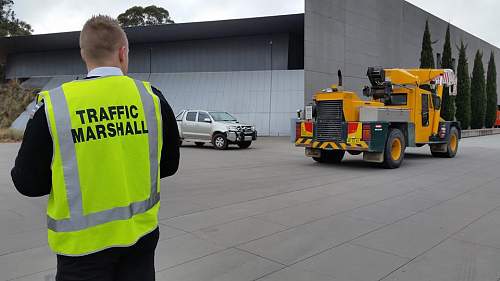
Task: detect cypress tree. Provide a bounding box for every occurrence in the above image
[470,50,486,129]
[440,24,455,120]
[485,52,497,128]
[420,20,435,68]
[455,41,471,129]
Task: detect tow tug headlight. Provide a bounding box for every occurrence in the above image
[439,126,447,138]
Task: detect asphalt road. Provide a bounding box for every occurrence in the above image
[1,135,500,281]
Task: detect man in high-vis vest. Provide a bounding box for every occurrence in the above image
[11,15,180,281]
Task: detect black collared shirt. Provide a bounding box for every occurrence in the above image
[11,78,180,197]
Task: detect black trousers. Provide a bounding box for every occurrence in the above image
[56,227,159,281]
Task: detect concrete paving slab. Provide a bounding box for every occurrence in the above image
[6,269,56,281]
[161,192,309,232]
[161,186,333,233]
[384,239,500,281]
[239,214,381,265]
[374,192,442,213]
[253,196,362,227]
[158,223,188,241]
[0,246,55,281]
[454,209,500,249]
[0,228,46,256]
[352,211,466,259]
[291,243,409,281]
[192,217,287,248]
[351,196,498,261]
[154,234,224,272]
[257,265,338,281]
[1,135,500,281]
[345,203,418,225]
[158,199,211,220]
[156,248,283,281]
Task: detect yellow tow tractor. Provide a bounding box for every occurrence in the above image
[296,67,460,168]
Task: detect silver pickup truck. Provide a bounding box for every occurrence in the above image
[176,110,257,150]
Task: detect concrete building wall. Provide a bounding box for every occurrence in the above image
[305,0,500,105]
[13,70,304,136]
[143,70,304,136]
[6,34,291,78]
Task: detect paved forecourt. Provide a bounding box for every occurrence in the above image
[1,135,500,281]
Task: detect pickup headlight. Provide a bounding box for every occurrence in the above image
[251,126,255,131]
[228,126,239,131]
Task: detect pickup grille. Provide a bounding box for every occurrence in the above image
[239,126,254,134]
[316,100,343,141]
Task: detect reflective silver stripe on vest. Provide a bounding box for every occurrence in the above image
[47,80,160,232]
[134,80,159,198]
[50,87,84,218]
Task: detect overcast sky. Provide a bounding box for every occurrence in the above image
[11,0,500,47]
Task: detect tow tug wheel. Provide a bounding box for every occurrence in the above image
[431,127,459,158]
[383,128,406,169]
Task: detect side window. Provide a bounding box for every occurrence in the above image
[186,111,197,122]
[198,112,210,122]
[421,94,430,127]
[176,112,184,121]
[390,94,407,106]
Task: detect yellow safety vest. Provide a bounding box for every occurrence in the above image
[39,76,163,256]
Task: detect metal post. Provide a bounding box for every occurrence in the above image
[268,39,273,136]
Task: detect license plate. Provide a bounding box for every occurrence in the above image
[244,136,253,141]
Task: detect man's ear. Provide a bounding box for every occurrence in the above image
[80,49,86,61]
[118,46,127,63]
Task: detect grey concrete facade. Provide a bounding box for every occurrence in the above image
[13,70,304,136]
[6,34,291,78]
[305,0,500,105]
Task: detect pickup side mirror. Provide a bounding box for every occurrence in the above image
[203,117,212,123]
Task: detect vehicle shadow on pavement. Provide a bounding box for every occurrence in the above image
[318,160,376,169]
[404,152,434,159]
[180,145,251,151]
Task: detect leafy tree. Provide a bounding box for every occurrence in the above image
[420,20,435,68]
[117,5,174,27]
[440,24,454,120]
[455,41,471,129]
[485,51,497,128]
[470,50,486,129]
[0,0,32,36]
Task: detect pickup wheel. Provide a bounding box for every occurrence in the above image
[238,141,252,149]
[212,134,228,150]
[195,142,205,147]
[383,128,406,169]
[313,150,345,163]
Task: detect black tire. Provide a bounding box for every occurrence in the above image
[347,150,362,156]
[195,142,205,147]
[431,127,459,158]
[238,141,252,149]
[313,150,345,164]
[212,133,228,150]
[383,128,406,169]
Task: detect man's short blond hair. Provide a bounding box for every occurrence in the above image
[80,15,127,63]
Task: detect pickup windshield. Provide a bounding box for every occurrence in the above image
[209,112,237,122]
